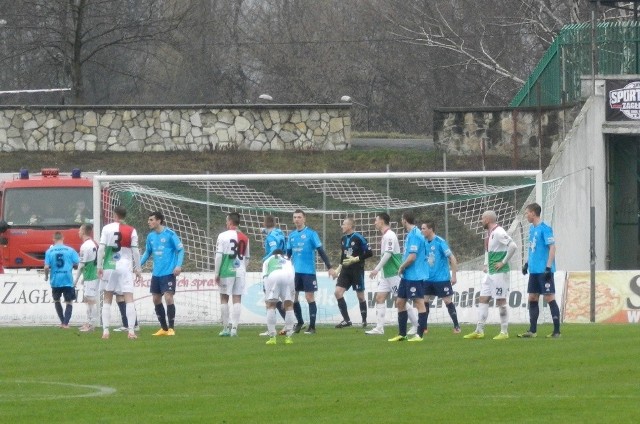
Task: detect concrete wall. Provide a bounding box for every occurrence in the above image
[0,104,351,152]
[544,94,608,271]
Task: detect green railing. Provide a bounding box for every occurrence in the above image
[510,21,640,107]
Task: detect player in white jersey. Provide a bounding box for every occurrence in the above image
[97,206,142,340]
[365,212,419,335]
[262,250,295,345]
[464,210,517,340]
[215,212,250,337]
[74,223,99,332]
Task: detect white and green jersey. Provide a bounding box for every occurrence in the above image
[262,254,294,278]
[380,229,403,278]
[485,225,513,274]
[215,228,250,278]
[79,239,98,281]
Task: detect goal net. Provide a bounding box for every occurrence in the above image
[92,170,564,327]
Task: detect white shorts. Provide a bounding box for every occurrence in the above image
[100,266,134,294]
[264,269,295,302]
[479,272,510,299]
[219,271,246,296]
[83,279,99,298]
[376,275,400,295]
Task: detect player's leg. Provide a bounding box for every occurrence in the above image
[150,276,169,334]
[62,287,76,327]
[355,270,367,327]
[334,282,352,327]
[218,276,231,336]
[52,288,64,326]
[366,276,392,334]
[465,275,491,338]
[303,275,318,334]
[443,296,460,332]
[164,275,176,331]
[492,274,510,339]
[390,279,409,339]
[230,273,245,336]
[292,274,305,331]
[116,293,128,330]
[544,292,561,337]
[265,300,278,343]
[101,289,114,339]
[122,291,138,340]
[82,279,98,331]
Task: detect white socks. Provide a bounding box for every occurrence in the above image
[476,303,489,333]
[220,303,229,328]
[102,303,111,331]
[499,305,509,333]
[284,310,295,335]
[231,303,241,329]
[266,308,277,335]
[126,302,137,332]
[375,303,386,329]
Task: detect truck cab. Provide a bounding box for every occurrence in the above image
[0,168,93,269]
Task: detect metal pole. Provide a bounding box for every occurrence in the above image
[443,152,449,242]
[386,164,390,214]
[591,3,597,96]
[206,171,211,271]
[322,170,327,247]
[589,166,596,323]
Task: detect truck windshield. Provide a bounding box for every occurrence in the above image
[3,188,93,227]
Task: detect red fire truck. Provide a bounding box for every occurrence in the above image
[0,168,94,270]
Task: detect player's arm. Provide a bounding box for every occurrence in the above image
[43,254,50,281]
[96,243,105,278]
[495,239,518,271]
[398,252,416,276]
[317,246,333,270]
[214,237,223,279]
[370,251,392,278]
[448,253,458,284]
[547,244,556,269]
[173,234,185,275]
[140,236,151,267]
[359,236,373,261]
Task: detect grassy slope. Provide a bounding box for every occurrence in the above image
[0,150,544,175]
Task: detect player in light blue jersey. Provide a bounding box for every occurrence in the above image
[519,203,561,338]
[141,211,184,336]
[421,221,460,334]
[44,232,80,328]
[286,209,336,334]
[389,211,429,342]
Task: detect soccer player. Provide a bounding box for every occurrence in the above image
[388,211,429,342]
[286,209,336,334]
[421,220,460,334]
[141,211,184,336]
[215,212,250,337]
[518,202,561,338]
[464,210,517,340]
[263,249,296,345]
[334,217,372,328]
[97,205,142,340]
[75,223,99,332]
[44,232,80,328]
[367,212,418,335]
[262,215,287,328]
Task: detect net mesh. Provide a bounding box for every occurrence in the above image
[96,172,562,325]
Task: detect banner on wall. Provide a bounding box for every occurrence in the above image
[606,80,640,121]
[0,270,566,326]
[564,271,640,323]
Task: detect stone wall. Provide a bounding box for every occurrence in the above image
[433,104,582,156]
[0,104,351,152]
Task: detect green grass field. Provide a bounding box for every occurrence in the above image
[0,323,637,423]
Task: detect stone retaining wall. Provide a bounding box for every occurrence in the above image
[0,104,351,152]
[433,104,582,156]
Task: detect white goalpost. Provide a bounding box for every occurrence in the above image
[91,170,563,327]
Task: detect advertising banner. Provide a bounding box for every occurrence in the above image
[0,270,566,326]
[606,80,640,121]
[564,271,640,323]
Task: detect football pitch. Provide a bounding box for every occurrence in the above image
[1,323,637,423]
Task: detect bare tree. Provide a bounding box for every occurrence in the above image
[1,0,190,104]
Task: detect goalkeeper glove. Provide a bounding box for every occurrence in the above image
[342,255,360,266]
[521,263,528,275]
[544,267,552,282]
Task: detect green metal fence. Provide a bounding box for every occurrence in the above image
[511,21,640,107]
